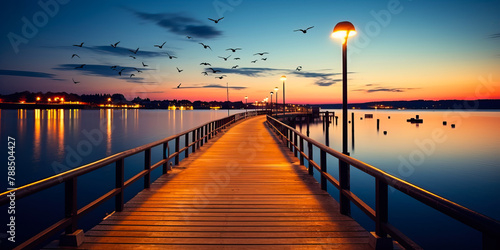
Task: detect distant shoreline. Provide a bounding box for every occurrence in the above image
[1,99,500,110]
[311,99,500,110]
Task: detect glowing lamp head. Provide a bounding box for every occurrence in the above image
[274,87,278,92]
[245,96,248,99]
[331,21,356,40]
[270,91,273,95]
[108,98,111,101]
[280,75,286,81]
[36,97,41,101]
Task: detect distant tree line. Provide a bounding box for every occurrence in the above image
[0,91,250,109]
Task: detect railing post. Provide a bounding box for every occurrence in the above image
[205,124,209,143]
[308,141,313,175]
[196,128,200,149]
[299,138,304,165]
[294,132,298,157]
[208,123,212,139]
[64,177,78,234]
[60,176,84,247]
[192,130,196,152]
[115,158,124,212]
[199,127,202,147]
[175,137,180,165]
[144,148,151,189]
[339,157,351,216]
[375,178,388,237]
[320,150,327,190]
[185,134,189,158]
[373,178,393,249]
[289,130,293,152]
[201,126,205,146]
[163,142,168,174]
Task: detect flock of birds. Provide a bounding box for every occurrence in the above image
[68,17,314,87]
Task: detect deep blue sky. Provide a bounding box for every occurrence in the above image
[1,0,499,103]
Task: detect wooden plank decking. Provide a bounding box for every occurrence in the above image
[57,116,371,249]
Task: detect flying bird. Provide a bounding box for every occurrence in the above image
[234,57,241,60]
[250,60,257,63]
[72,78,80,84]
[186,36,192,39]
[130,74,135,78]
[201,71,209,76]
[154,41,166,48]
[200,62,211,66]
[118,68,125,76]
[226,48,242,52]
[110,65,118,70]
[231,65,239,69]
[218,55,231,61]
[71,54,80,58]
[110,41,120,48]
[199,43,212,50]
[215,75,227,79]
[129,55,136,59]
[74,64,85,69]
[167,53,177,59]
[73,42,84,47]
[296,66,302,71]
[254,52,269,56]
[176,67,183,73]
[129,47,139,54]
[261,58,267,61]
[142,62,148,67]
[208,17,224,23]
[294,26,314,33]
[208,68,221,73]
[133,68,142,73]
[177,83,182,88]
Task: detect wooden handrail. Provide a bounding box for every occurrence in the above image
[0,110,268,249]
[266,115,500,250]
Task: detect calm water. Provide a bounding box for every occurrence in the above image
[0,109,243,248]
[0,109,499,249]
[294,109,500,249]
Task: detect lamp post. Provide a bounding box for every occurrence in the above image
[274,87,279,116]
[245,96,248,117]
[332,21,356,217]
[270,91,274,116]
[280,76,286,117]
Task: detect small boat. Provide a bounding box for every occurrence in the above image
[407,118,423,123]
[407,115,423,123]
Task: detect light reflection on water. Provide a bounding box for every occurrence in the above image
[1,109,244,187]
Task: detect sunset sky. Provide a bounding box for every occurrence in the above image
[0,0,499,104]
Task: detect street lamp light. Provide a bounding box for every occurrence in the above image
[332,21,356,216]
[332,21,356,155]
[280,75,286,117]
[270,91,274,116]
[245,96,248,117]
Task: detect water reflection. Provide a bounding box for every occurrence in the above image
[34,109,41,160]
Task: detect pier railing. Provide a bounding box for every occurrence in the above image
[266,115,500,250]
[0,110,267,249]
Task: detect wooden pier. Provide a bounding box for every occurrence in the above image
[49,116,371,249]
